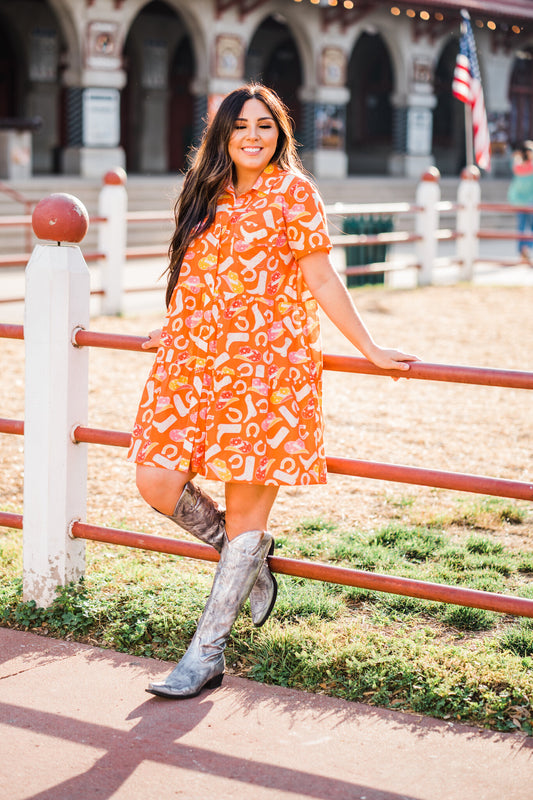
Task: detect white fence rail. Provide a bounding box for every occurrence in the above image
[1,165,532,316]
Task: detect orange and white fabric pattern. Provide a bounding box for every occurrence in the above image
[127,164,332,486]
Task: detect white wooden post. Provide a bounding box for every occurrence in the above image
[23,193,90,607]
[456,165,481,282]
[98,167,127,315]
[415,167,441,286]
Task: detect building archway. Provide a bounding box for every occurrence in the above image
[509,47,533,146]
[122,0,195,173]
[0,1,66,173]
[245,15,303,142]
[0,13,18,118]
[346,32,393,174]
[433,38,465,175]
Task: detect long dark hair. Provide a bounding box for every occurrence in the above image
[165,83,302,307]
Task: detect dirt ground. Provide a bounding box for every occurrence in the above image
[1,283,532,549]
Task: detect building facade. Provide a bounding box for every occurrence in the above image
[0,0,532,179]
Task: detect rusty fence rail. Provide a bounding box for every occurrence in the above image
[1,318,532,617]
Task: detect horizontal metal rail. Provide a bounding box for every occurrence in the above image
[0,250,105,268]
[65,521,533,619]
[4,326,533,391]
[0,418,23,435]
[478,230,533,241]
[2,417,530,501]
[323,353,533,389]
[0,323,23,339]
[330,231,422,246]
[343,261,420,276]
[0,510,530,616]
[125,210,173,223]
[324,202,420,216]
[0,511,23,530]
[479,202,533,214]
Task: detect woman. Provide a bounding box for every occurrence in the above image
[128,84,418,699]
[508,140,533,264]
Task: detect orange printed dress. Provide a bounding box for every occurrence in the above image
[127,163,332,486]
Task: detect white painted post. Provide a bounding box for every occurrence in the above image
[98,167,128,315]
[456,165,481,282]
[415,167,441,286]
[23,193,90,607]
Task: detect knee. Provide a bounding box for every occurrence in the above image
[135,466,163,510]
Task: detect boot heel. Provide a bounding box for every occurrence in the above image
[205,673,224,690]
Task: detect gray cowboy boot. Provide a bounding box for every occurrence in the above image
[147,529,273,699]
[160,482,277,627]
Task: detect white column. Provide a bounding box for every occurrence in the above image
[23,193,90,607]
[456,166,481,282]
[98,167,128,315]
[415,167,441,286]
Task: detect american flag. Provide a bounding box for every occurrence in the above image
[452,9,491,171]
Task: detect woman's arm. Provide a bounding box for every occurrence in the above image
[142,329,162,350]
[298,250,419,371]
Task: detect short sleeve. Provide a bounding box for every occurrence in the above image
[283,176,332,259]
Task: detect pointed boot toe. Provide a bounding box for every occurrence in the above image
[146,671,224,699]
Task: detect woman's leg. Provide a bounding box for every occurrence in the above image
[136,468,277,627]
[146,482,279,699]
[517,211,529,258]
[135,464,194,515]
[224,482,279,540]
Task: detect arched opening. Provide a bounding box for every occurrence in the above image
[0,1,64,174]
[0,14,18,118]
[509,48,533,146]
[245,15,303,142]
[168,35,195,173]
[433,38,466,175]
[346,32,393,174]
[122,1,195,174]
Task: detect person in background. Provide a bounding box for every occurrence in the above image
[128,83,419,700]
[508,140,533,264]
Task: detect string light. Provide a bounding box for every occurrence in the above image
[434,12,443,21]
[512,25,522,34]
[343,0,354,8]
[487,20,496,30]
[328,0,338,6]
[406,9,416,18]
[390,7,401,15]
[420,10,430,20]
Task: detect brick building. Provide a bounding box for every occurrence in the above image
[0,0,532,178]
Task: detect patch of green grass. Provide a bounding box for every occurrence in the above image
[368,525,444,563]
[1,517,532,734]
[449,498,527,529]
[294,517,337,536]
[498,622,533,658]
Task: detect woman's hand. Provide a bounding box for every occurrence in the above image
[142,329,163,350]
[367,346,420,380]
[368,346,420,372]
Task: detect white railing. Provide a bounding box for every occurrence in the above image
[1,165,532,315]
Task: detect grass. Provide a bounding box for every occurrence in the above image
[0,496,532,735]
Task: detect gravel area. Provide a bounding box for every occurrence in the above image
[1,283,532,548]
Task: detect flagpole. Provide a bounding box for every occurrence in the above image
[464,103,474,168]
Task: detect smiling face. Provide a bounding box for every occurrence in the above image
[227,97,279,189]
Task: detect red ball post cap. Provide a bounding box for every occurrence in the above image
[460,165,480,181]
[103,167,127,186]
[32,193,89,243]
[421,166,441,182]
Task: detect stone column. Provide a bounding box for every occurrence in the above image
[389,93,436,178]
[61,20,126,177]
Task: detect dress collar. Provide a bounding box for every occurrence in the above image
[227,162,281,198]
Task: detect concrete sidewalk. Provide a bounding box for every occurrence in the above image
[0,628,531,800]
